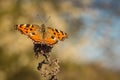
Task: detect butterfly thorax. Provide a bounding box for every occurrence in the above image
[41,24,46,40]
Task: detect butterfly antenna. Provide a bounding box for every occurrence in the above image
[35,14,44,24]
[36,15,51,25]
[44,16,51,25]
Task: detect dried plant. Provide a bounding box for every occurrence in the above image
[34,43,60,80]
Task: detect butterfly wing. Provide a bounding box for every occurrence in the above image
[44,27,58,45]
[47,27,68,41]
[16,24,43,43]
[16,24,68,45]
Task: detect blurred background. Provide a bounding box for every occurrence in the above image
[0,0,120,80]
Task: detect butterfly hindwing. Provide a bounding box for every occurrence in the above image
[44,26,58,45]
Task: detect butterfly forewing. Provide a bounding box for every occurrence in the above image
[16,24,43,43]
[47,27,68,41]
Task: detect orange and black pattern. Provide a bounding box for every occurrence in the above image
[16,24,68,45]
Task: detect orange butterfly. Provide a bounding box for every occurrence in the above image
[15,24,68,46]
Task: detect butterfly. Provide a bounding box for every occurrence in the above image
[15,24,68,46]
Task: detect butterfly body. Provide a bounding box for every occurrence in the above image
[16,24,68,46]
